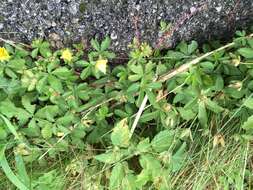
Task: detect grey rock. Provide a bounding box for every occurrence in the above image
[0,0,253,53]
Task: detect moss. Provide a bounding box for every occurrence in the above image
[79,2,86,13]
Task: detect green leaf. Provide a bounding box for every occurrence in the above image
[0,145,29,190]
[151,130,174,152]
[129,64,143,75]
[238,48,253,59]
[95,150,124,164]
[31,48,38,58]
[167,51,185,60]
[15,154,30,187]
[146,82,162,90]
[91,38,100,51]
[109,163,125,190]
[111,118,130,147]
[101,37,111,51]
[41,124,53,139]
[188,41,198,54]
[140,111,159,123]
[205,98,224,113]
[8,59,26,71]
[242,115,253,130]
[200,61,215,72]
[136,138,151,153]
[21,95,36,114]
[52,67,73,80]
[127,83,140,94]
[198,101,208,127]
[80,67,91,80]
[0,115,21,142]
[128,74,142,82]
[48,75,63,93]
[0,127,7,140]
[122,174,137,190]
[35,105,59,122]
[178,107,196,120]
[244,98,253,109]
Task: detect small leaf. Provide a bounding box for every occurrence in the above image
[238,48,253,59]
[95,150,124,164]
[244,98,253,109]
[178,107,196,120]
[91,38,100,51]
[188,41,198,54]
[21,95,36,114]
[109,163,125,190]
[242,115,253,130]
[198,101,208,127]
[101,37,111,51]
[52,67,73,80]
[111,118,130,147]
[127,83,140,94]
[151,130,174,152]
[41,124,53,139]
[205,98,224,113]
[136,138,151,153]
[129,64,143,75]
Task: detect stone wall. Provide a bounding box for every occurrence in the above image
[0,0,253,52]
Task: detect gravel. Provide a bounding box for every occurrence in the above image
[0,0,253,53]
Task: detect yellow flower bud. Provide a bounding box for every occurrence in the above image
[61,49,73,62]
[95,59,108,74]
[0,47,10,62]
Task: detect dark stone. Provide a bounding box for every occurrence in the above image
[0,0,253,53]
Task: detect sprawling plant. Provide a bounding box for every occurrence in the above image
[0,31,253,189]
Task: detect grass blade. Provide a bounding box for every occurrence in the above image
[0,145,29,190]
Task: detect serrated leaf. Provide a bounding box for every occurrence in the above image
[127,83,140,94]
[109,163,125,190]
[101,37,111,51]
[128,74,142,82]
[238,48,253,59]
[244,98,253,109]
[41,124,53,139]
[178,107,196,120]
[242,115,253,130]
[205,98,224,113]
[136,138,151,153]
[48,75,63,93]
[35,105,59,122]
[129,64,143,75]
[111,118,130,147]
[188,41,198,54]
[52,67,73,80]
[95,150,124,164]
[21,95,36,114]
[151,130,174,152]
[91,38,100,51]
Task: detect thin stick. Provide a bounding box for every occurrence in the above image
[159,33,253,82]
[0,37,31,49]
[129,94,148,138]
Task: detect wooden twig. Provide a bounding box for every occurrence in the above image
[0,37,31,49]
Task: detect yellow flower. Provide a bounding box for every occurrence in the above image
[0,47,10,62]
[61,49,72,62]
[95,59,108,74]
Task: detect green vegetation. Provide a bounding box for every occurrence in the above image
[0,30,253,189]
